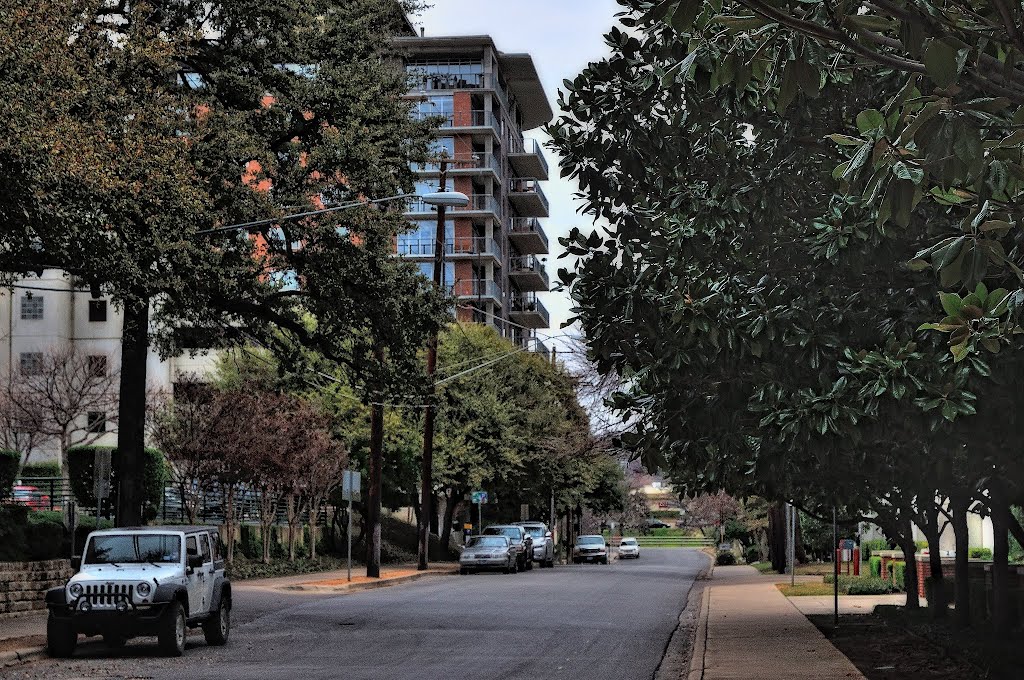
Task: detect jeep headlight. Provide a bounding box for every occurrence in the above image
[136,581,152,597]
[68,583,83,599]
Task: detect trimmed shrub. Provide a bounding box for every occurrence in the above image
[846,576,897,595]
[891,560,906,589]
[861,538,890,560]
[743,545,760,564]
[969,547,993,560]
[68,446,167,518]
[715,550,736,565]
[0,449,20,500]
[869,556,882,578]
[20,462,61,478]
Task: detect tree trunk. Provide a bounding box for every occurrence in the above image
[440,489,459,548]
[950,493,971,627]
[262,521,272,564]
[430,492,440,536]
[224,484,236,564]
[898,535,920,609]
[115,295,149,527]
[365,402,384,578]
[990,488,1011,633]
[309,497,323,560]
[768,502,787,573]
[922,506,947,617]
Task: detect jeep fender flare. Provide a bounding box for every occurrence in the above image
[153,583,190,615]
[45,586,67,606]
[210,577,231,612]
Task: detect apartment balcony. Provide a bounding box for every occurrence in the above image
[453,278,503,307]
[415,152,500,178]
[406,193,501,220]
[396,236,501,264]
[507,217,549,254]
[533,339,551,361]
[508,178,549,217]
[509,138,549,181]
[509,294,549,329]
[413,109,502,137]
[507,255,549,292]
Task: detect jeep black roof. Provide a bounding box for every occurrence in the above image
[90,526,218,534]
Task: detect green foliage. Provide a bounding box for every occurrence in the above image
[0,450,19,499]
[649,509,682,519]
[969,547,993,560]
[870,556,883,578]
[715,550,736,565]
[19,462,60,478]
[891,560,907,590]
[68,446,167,518]
[847,577,898,596]
[861,538,891,560]
[744,544,760,564]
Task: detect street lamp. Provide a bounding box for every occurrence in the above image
[419,161,469,571]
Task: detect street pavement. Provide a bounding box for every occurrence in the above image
[3,548,707,680]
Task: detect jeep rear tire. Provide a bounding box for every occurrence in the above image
[46,613,77,658]
[158,601,187,657]
[203,597,230,646]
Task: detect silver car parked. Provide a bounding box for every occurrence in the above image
[460,535,517,574]
[513,522,555,568]
[483,525,533,571]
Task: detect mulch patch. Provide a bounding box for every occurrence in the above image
[808,606,1024,680]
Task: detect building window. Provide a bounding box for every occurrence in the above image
[407,59,484,90]
[20,295,44,320]
[19,352,43,375]
[87,355,108,377]
[87,411,106,434]
[88,300,107,322]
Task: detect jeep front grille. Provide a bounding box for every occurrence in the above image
[84,583,134,608]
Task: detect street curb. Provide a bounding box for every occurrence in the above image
[278,569,456,593]
[685,578,712,680]
[0,645,46,668]
[654,552,713,680]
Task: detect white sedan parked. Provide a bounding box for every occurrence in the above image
[618,537,640,559]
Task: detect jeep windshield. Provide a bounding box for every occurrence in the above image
[85,534,182,565]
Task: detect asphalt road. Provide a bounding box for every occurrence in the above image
[3,548,707,680]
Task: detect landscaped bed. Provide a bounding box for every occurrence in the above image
[808,607,1024,680]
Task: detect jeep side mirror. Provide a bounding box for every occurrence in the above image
[187,555,204,571]
[70,556,81,572]
[545,531,552,539]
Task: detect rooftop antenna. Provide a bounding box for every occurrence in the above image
[419,26,425,37]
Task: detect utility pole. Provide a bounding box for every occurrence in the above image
[418,160,449,571]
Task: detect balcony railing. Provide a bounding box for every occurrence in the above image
[508,177,550,214]
[415,152,500,175]
[396,236,501,261]
[413,109,502,135]
[508,255,550,289]
[453,279,503,301]
[521,138,549,177]
[407,193,501,217]
[511,293,549,322]
[508,217,550,252]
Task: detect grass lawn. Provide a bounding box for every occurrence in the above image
[751,561,871,576]
[776,582,836,596]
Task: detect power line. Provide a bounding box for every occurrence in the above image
[194,193,417,236]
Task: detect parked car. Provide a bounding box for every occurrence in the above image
[483,525,533,571]
[513,522,555,568]
[644,518,670,529]
[573,535,609,564]
[460,535,516,575]
[45,525,231,658]
[12,485,51,511]
[618,537,640,559]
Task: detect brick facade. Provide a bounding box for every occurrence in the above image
[0,559,72,619]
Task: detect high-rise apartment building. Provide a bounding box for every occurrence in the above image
[397,35,553,354]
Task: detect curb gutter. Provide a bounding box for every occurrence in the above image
[685,579,712,680]
[0,646,46,668]
[654,552,714,680]
[279,569,456,593]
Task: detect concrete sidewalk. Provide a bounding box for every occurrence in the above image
[689,565,864,680]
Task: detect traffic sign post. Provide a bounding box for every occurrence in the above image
[93,449,112,526]
[343,470,361,582]
[471,491,487,535]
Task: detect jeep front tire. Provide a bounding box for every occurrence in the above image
[46,613,77,658]
[158,601,187,657]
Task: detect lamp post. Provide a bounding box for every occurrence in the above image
[418,160,469,571]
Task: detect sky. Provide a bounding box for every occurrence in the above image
[414,1,621,354]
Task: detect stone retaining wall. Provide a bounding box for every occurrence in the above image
[0,559,71,619]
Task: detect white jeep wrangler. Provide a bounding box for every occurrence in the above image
[45,525,232,657]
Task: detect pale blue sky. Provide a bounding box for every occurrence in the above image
[414,1,621,352]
